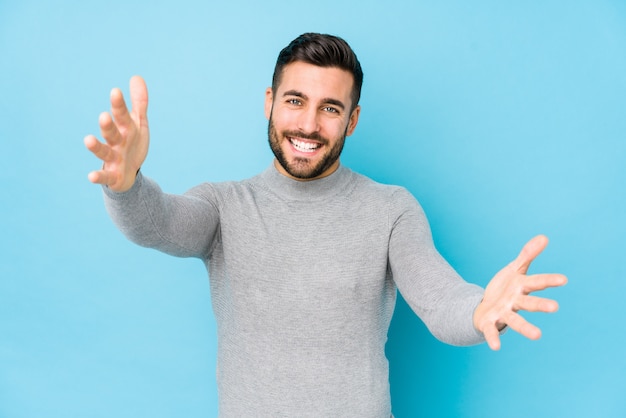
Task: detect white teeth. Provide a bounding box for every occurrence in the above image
[290,138,320,153]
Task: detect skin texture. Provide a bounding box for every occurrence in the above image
[84,68,566,350]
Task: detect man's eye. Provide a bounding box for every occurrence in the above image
[288,99,301,105]
[322,106,338,113]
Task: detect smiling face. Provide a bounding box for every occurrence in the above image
[265,61,361,181]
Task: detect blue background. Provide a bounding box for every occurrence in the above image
[1,1,625,417]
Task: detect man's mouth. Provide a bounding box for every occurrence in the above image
[289,137,321,153]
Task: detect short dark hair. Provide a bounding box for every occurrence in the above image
[272,33,363,111]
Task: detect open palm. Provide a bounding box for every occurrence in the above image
[84,76,149,192]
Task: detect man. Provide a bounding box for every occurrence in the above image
[84,33,566,417]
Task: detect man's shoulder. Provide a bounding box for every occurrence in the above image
[185,177,255,197]
[347,168,413,199]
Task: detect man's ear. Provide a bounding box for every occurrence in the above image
[346,105,361,136]
[264,87,273,120]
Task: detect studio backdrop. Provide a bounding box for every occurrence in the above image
[1,1,624,417]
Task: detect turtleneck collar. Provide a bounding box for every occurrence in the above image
[258,162,354,202]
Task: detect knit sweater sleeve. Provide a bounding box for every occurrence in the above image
[388,187,486,346]
[102,172,219,259]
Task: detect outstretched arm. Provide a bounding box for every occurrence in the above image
[84,76,219,259]
[473,235,568,350]
[84,75,149,192]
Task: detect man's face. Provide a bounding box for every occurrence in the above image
[265,61,361,181]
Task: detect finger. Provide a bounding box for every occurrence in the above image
[99,111,123,146]
[87,169,118,186]
[84,134,100,153]
[514,295,559,313]
[512,235,549,274]
[129,75,149,123]
[483,325,502,351]
[523,273,568,293]
[84,134,116,163]
[504,312,542,341]
[110,87,133,128]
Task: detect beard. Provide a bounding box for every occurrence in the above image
[267,115,348,180]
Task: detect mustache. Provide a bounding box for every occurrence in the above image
[282,130,326,143]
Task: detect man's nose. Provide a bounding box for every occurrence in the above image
[297,107,320,134]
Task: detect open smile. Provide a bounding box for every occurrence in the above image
[289,137,322,154]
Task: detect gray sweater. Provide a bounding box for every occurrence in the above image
[103,164,485,417]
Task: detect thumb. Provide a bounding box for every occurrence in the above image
[512,234,549,274]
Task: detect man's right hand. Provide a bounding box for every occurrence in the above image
[84,75,150,192]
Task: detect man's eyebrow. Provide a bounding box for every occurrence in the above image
[283,90,346,111]
[283,90,307,99]
[322,98,346,111]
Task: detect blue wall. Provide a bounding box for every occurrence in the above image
[1,1,624,417]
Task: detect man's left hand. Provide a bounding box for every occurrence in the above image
[473,235,568,350]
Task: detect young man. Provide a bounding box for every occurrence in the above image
[84,33,566,417]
